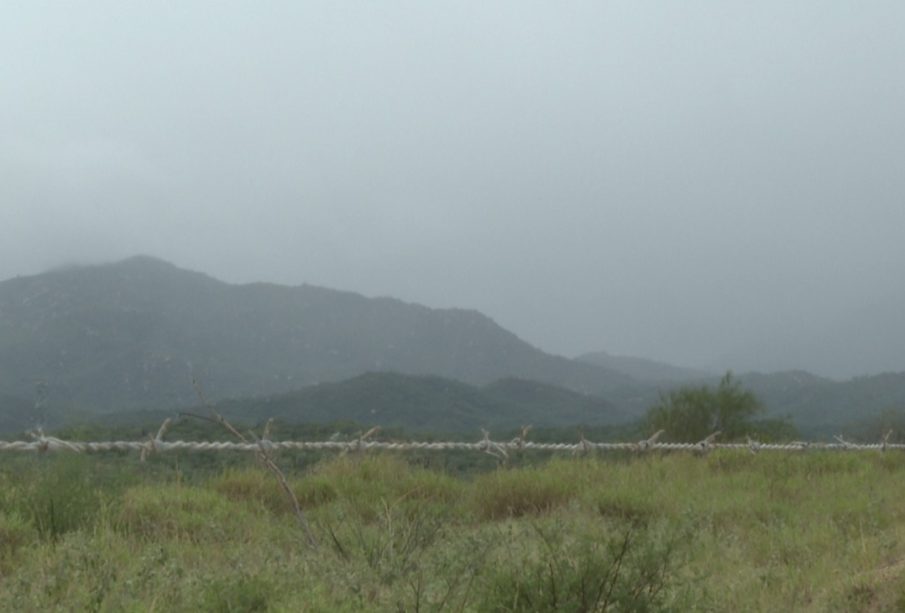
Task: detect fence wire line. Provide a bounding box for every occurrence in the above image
[0,428,902,457]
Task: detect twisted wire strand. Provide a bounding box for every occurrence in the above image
[2,436,904,454]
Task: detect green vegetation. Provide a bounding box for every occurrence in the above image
[195,373,626,434]
[644,372,797,442]
[0,372,630,438]
[4,259,905,610]
[2,450,905,610]
[5,256,905,440]
[738,371,905,437]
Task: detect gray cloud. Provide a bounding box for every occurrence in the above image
[3,1,904,375]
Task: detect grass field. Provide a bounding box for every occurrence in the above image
[1,450,905,611]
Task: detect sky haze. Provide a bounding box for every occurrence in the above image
[3,2,904,376]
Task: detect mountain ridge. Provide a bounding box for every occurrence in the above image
[210,371,629,432]
[576,350,711,383]
[0,256,637,411]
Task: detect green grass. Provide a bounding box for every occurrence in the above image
[3,451,905,610]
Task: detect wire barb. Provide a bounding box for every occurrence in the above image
[834,435,854,450]
[746,436,762,455]
[695,431,721,453]
[479,429,508,461]
[882,429,893,452]
[510,425,532,450]
[141,417,172,462]
[637,430,665,452]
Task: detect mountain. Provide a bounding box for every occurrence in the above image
[576,351,710,384]
[207,372,627,432]
[0,256,636,412]
[0,393,92,436]
[737,370,905,433]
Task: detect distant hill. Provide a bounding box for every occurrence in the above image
[736,370,905,433]
[0,393,92,436]
[207,372,628,432]
[590,367,905,437]
[7,365,905,438]
[645,369,905,437]
[576,351,710,384]
[0,256,635,412]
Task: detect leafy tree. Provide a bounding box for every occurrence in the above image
[644,372,765,442]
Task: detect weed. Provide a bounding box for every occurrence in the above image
[116,484,254,542]
[0,511,35,561]
[477,517,697,611]
[471,467,578,519]
[200,575,273,612]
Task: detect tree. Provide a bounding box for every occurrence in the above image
[644,372,764,442]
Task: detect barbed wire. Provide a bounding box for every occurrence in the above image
[0,426,902,458]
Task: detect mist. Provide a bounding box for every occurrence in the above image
[3,2,904,377]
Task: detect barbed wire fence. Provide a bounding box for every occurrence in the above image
[1,423,901,459]
[3,418,899,551]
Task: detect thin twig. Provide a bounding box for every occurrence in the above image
[190,375,318,548]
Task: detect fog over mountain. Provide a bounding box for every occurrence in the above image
[0,257,638,411]
[3,3,904,376]
[576,351,710,384]
[3,257,905,436]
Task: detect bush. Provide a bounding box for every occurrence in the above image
[324,500,450,583]
[471,467,579,520]
[310,455,464,520]
[210,468,337,514]
[477,518,697,611]
[594,489,660,525]
[18,456,117,541]
[645,372,780,442]
[200,575,273,612]
[117,485,254,542]
[0,511,36,560]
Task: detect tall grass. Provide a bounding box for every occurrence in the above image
[2,451,905,610]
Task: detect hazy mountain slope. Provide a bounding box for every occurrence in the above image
[0,393,93,436]
[481,377,628,425]
[196,372,627,432]
[649,369,905,435]
[737,370,905,431]
[0,257,635,411]
[214,372,500,432]
[576,351,710,383]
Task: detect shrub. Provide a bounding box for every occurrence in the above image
[19,457,110,540]
[644,372,772,442]
[477,518,697,611]
[200,575,273,612]
[324,500,450,583]
[210,468,337,514]
[310,455,464,520]
[471,467,578,520]
[594,488,660,525]
[117,485,253,542]
[0,511,36,560]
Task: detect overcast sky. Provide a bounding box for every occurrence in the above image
[2,2,904,375]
